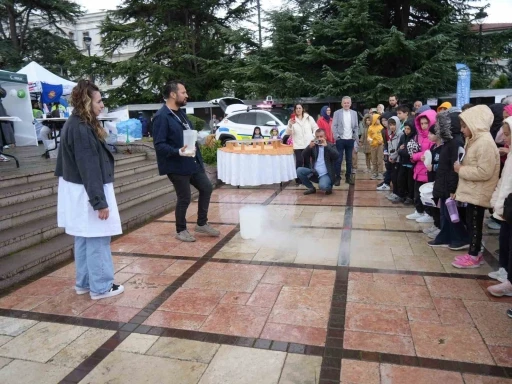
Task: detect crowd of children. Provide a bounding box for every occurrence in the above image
[363,98,512,316]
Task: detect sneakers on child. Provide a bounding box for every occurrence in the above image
[90,284,125,300]
[370,174,378,180]
[406,211,423,220]
[508,309,512,318]
[451,254,484,269]
[449,244,470,251]
[488,268,509,283]
[428,240,449,248]
[403,198,413,205]
[388,194,401,202]
[376,183,390,191]
[75,286,90,295]
[488,221,501,230]
[428,228,441,239]
[195,223,220,237]
[487,280,512,297]
[386,193,397,200]
[416,214,434,223]
[423,225,437,235]
[377,173,384,180]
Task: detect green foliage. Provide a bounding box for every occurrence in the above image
[493,73,509,89]
[0,0,83,72]
[187,114,206,131]
[200,140,221,165]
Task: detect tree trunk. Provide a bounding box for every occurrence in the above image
[400,0,411,35]
[6,4,20,52]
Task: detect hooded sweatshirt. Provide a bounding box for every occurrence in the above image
[397,119,417,167]
[454,105,500,208]
[367,114,384,148]
[317,106,334,143]
[437,101,452,112]
[416,105,432,115]
[412,109,437,182]
[387,116,403,162]
[490,116,512,219]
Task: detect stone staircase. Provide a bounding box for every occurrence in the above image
[0,150,200,290]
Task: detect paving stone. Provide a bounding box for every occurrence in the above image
[278,354,322,384]
[0,316,37,337]
[117,333,159,355]
[0,360,72,384]
[146,337,220,364]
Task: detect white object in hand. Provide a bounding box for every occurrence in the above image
[423,150,432,166]
[183,130,198,155]
[458,147,465,162]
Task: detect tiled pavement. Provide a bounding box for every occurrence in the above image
[0,165,510,383]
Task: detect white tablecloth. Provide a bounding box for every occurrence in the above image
[217,150,297,186]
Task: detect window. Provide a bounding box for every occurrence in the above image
[106,77,113,86]
[68,32,74,40]
[82,31,89,38]
[256,112,274,126]
[238,112,257,126]
[227,114,240,123]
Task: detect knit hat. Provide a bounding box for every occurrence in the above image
[437,101,452,112]
[416,105,431,114]
[435,111,453,140]
[428,126,437,135]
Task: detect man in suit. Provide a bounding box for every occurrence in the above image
[332,96,359,185]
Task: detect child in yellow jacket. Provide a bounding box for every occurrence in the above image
[367,114,384,179]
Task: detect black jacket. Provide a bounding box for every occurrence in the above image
[302,143,339,182]
[55,113,114,210]
[153,105,205,176]
[397,119,417,167]
[427,142,443,183]
[433,138,462,199]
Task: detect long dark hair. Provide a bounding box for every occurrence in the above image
[252,126,262,138]
[294,103,305,118]
[70,80,106,140]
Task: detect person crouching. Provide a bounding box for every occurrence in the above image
[297,129,339,195]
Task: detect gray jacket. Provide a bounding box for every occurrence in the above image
[54,113,115,210]
[332,108,359,141]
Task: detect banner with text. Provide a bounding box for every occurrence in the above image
[456,63,471,108]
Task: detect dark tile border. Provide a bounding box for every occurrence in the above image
[57,181,289,383]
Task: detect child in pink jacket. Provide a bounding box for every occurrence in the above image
[406,109,437,223]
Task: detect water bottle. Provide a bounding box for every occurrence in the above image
[446,198,460,223]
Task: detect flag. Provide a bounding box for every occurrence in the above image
[455,64,471,108]
[41,83,63,104]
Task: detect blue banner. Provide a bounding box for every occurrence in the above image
[456,63,471,108]
[41,83,63,104]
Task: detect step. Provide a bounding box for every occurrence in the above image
[0,153,148,189]
[0,178,175,257]
[0,171,165,230]
[0,190,183,290]
[0,159,158,207]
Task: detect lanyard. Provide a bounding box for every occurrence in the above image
[169,108,191,130]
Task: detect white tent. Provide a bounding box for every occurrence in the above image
[17,61,76,95]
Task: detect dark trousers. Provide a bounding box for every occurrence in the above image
[435,198,469,247]
[167,171,213,233]
[498,220,510,271]
[335,139,354,180]
[384,161,392,185]
[466,203,485,257]
[294,149,305,183]
[414,181,426,213]
[390,163,399,195]
[398,166,414,199]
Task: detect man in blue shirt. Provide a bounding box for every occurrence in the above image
[152,81,220,242]
[296,129,339,195]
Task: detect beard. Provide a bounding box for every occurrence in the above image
[176,98,188,107]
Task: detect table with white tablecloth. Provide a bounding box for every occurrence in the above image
[217,141,297,186]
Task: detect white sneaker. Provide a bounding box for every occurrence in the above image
[370,174,378,180]
[422,225,437,235]
[386,193,397,200]
[91,284,125,300]
[377,184,390,191]
[488,268,508,283]
[416,214,434,223]
[377,174,384,180]
[406,211,423,220]
[428,228,441,239]
[487,221,501,230]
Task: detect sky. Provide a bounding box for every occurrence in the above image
[77,0,512,23]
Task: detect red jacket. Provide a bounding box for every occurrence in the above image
[317,117,334,143]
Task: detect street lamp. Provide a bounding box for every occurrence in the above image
[474,8,488,60]
[82,36,94,83]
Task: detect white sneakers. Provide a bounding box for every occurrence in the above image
[428,228,441,238]
[422,225,437,235]
[90,284,125,300]
[406,211,423,220]
[376,184,390,191]
[488,268,508,283]
[416,214,434,223]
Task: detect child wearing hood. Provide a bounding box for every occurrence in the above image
[487,117,512,294]
[317,106,334,144]
[376,112,396,188]
[367,114,384,179]
[359,114,372,173]
[422,125,443,238]
[385,116,403,202]
[397,119,416,204]
[451,105,500,269]
[406,109,437,223]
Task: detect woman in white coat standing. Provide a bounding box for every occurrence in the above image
[55,80,124,300]
[286,103,319,184]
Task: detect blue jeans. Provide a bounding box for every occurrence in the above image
[74,236,115,295]
[297,167,332,191]
[434,199,469,248]
[335,139,354,179]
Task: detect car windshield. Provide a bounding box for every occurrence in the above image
[269,110,288,125]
